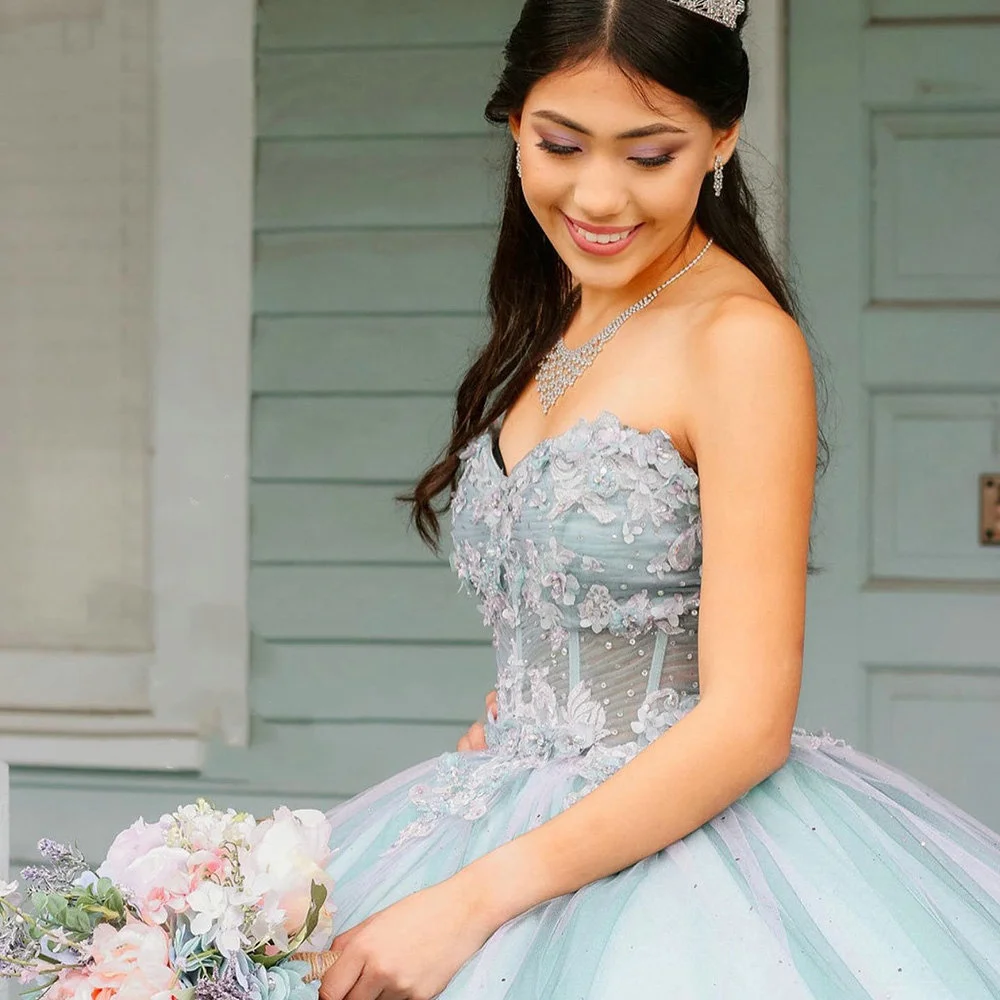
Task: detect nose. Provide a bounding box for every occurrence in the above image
[570,156,629,221]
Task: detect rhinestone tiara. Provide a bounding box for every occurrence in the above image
[670,0,745,30]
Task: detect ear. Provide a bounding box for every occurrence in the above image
[508,112,522,145]
[712,119,742,167]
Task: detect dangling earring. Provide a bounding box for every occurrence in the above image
[516,144,522,179]
[713,155,724,198]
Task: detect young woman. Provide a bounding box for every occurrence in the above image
[309,2,1000,997]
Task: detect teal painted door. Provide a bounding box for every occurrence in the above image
[789,0,1000,828]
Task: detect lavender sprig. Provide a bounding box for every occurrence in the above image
[21,840,88,895]
[193,963,259,1000]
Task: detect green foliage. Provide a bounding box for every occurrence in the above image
[30,877,127,940]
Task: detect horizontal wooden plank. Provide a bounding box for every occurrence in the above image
[250,565,484,641]
[252,315,486,393]
[252,639,495,721]
[872,0,1000,18]
[256,136,506,229]
[864,24,1000,107]
[257,49,501,138]
[251,483,440,563]
[10,782,340,863]
[258,0,523,49]
[205,719,463,795]
[251,395,454,481]
[254,227,494,314]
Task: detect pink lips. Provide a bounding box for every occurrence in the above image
[561,212,642,257]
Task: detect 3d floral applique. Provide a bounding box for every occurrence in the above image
[398,413,705,851]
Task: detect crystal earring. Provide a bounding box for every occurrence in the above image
[516,144,522,179]
[713,155,724,198]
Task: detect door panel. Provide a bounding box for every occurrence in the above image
[790,2,1000,827]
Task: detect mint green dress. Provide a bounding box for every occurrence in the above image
[322,411,1000,998]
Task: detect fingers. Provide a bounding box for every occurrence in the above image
[456,721,486,752]
[456,691,499,751]
[318,951,365,1000]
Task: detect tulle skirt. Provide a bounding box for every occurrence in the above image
[323,732,1000,999]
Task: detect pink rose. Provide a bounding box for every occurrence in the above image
[187,848,229,884]
[86,919,181,999]
[45,970,97,1000]
[97,817,169,885]
[111,846,194,924]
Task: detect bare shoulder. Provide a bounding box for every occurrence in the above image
[697,290,808,358]
[689,293,815,415]
[683,291,818,481]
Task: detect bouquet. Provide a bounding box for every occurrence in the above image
[0,799,339,999]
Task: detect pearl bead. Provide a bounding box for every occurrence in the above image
[627,689,635,697]
[600,681,607,689]
[605,641,613,650]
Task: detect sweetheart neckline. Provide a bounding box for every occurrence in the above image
[484,409,699,484]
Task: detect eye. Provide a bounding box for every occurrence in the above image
[630,152,677,169]
[536,138,579,156]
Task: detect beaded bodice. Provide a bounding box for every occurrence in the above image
[385,410,704,853]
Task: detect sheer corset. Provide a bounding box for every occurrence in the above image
[452,411,704,754]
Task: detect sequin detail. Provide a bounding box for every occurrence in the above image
[387,412,709,854]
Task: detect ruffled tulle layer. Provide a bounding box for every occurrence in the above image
[323,733,1000,999]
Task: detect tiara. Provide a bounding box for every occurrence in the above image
[671,0,745,30]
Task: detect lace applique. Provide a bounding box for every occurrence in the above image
[577,584,698,640]
[383,668,700,855]
[402,413,705,854]
[384,664,612,855]
[791,727,852,752]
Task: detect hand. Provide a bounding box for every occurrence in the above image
[456,689,497,752]
[318,878,494,1000]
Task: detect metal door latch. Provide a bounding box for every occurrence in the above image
[981,475,1000,546]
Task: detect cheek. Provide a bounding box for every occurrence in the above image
[523,163,572,210]
[637,164,708,220]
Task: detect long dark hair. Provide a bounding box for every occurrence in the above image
[398,0,831,570]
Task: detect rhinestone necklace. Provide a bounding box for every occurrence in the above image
[535,237,714,414]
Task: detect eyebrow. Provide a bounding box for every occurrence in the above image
[531,109,688,138]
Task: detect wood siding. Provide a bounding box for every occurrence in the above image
[9,0,520,866]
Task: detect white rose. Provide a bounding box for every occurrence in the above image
[242,808,335,944]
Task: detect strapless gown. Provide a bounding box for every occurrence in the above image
[322,410,1000,998]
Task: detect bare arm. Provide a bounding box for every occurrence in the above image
[449,299,818,929]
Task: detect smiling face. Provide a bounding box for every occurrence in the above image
[511,55,739,296]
